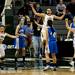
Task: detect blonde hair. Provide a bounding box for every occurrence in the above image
[19,16,25,26]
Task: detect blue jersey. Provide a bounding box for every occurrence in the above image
[48,27,58,54]
[15,25,33,49]
[48,27,57,41]
[24,25,33,36]
[71,22,75,28]
[14,25,26,49]
[19,25,26,35]
[19,25,33,37]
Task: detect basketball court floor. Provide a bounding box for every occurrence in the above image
[0,57,74,75]
[0,69,75,75]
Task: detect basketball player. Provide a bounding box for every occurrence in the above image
[15,16,27,66]
[15,16,33,68]
[65,17,75,71]
[34,20,58,71]
[30,3,65,26]
[30,3,65,51]
[30,3,65,70]
[0,25,17,63]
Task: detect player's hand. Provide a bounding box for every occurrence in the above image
[63,11,66,15]
[65,18,68,22]
[63,9,66,15]
[29,3,34,7]
[34,20,37,24]
[15,33,19,37]
[16,35,19,38]
[1,12,5,17]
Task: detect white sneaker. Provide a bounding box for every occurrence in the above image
[70,61,74,72]
[70,61,74,66]
[43,65,50,71]
[70,67,74,72]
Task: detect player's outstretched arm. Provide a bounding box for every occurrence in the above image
[6,33,17,38]
[30,4,45,17]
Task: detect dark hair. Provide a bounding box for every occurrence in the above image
[37,8,43,13]
[47,20,55,34]
[47,20,53,27]
[0,25,5,28]
[24,16,27,25]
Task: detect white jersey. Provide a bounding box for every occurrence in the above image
[0,33,7,41]
[0,44,7,57]
[73,33,75,48]
[0,33,7,57]
[41,14,54,41]
[43,14,54,26]
[73,33,75,38]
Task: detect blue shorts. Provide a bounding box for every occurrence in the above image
[14,36,26,49]
[48,41,58,54]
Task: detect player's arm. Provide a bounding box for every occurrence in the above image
[29,22,34,35]
[15,25,20,36]
[65,18,71,30]
[65,18,75,32]
[34,20,43,28]
[66,23,72,39]
[67,30,71,39]
[54,12,65,20]
[45,28,48,49]
[30,4,45,17]
[6,33,17,38]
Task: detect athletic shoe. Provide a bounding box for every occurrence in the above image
[15,62,18,70]
[70,61,74,67]
[70,61,74,72]
[53,66,57,71]
[70,67,74,72]
[43,65,50,71]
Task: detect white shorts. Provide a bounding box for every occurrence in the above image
[0,44,6,58]
[15,38,19,49]
[73,39,75,48]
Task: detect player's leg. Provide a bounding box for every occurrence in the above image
[51,53,57,71]
[43,50,50,71]
[22,48,26,63]
[49,41,58,71]
[43,41,50,71]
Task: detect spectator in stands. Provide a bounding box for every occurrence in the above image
[56,0,66,16]
[49,0,57,5]
[56,0,71,4]
[32,16,43,68]
[17,3,29,16]
[28,3,43,68]
[15,16,33,69]
[31,5,43,68]
[36,3,43,13]
[66,0,75,19]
